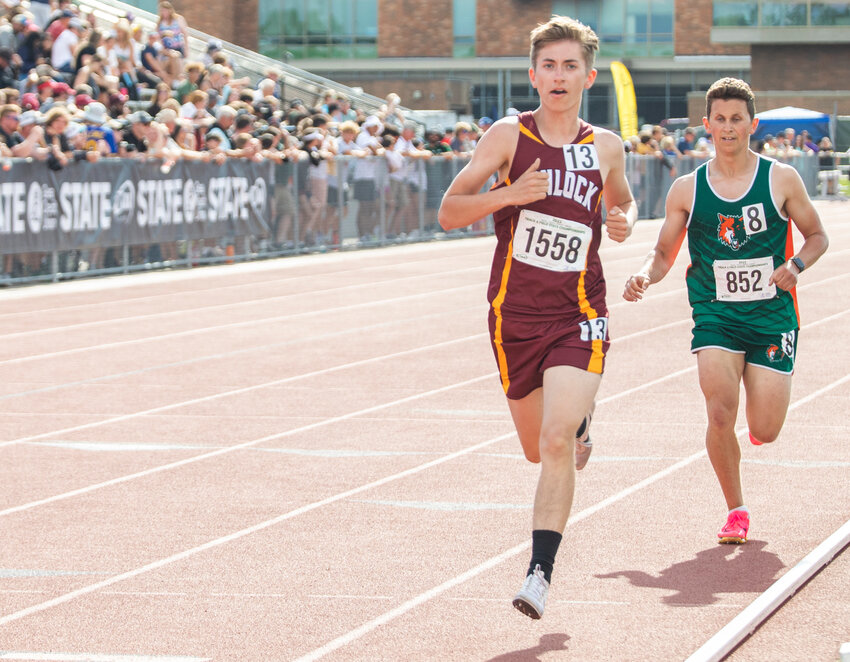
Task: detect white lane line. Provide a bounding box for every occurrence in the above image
[3,302,847,519]
[0,429,518,627]
[0,240,497,313]
[0,282,483,367]
[0,263,489,341]
[0,654,210,661]
[2,253,843,371]
[0,304,482,403]
[292,370,850,662]
[0,319,704,516]
[0,328,845,635]
[685,518,850,662]
[0,371,494,519]
[0,332,483,451]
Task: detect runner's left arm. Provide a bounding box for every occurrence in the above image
[597,130,637,243]
[770,164,829,291]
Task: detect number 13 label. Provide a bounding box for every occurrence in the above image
[579,317,608,342]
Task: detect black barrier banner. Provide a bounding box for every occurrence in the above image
[0,158,273,253]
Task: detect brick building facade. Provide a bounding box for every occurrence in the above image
[169,0,849,128]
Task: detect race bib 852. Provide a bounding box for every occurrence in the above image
[712,256,776,301]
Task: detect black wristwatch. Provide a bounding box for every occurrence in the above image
[790,256,805,273]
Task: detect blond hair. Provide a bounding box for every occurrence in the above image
[529,15,598,70]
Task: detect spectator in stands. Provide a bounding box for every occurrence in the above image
[450,121,474,154]
[180,89,213,127]
[335,93,357,122]
[659,135,679,174]
[120,109,152,156]
[80,101,116,154]
[15,109,49,159]
[108,19,136,73]
[477,116,493,135]
[757,133,776,157]
[73,52,107,98]
[353,114,384,240]
[140,30,169,86]
[43,105,72,167]
[206,104,236,149]
[145,81,172,118]
[154,106,177,134]
[51,17,83,75]
[175,61,203,104]
[801,130,819,153]
[45,7,74,44]
[817,136,835,168]
[0,47,17,89]
[0,103,21,149]
[424,126,451,156]
[253,77,276,104]
[676,127,698,156]
[791,132,813,155]
[381,92,405,130]
[231,112,255,139]
[45,80,71,111]
[72,25,100,72]
[156,1,188,80]
[95,29,117,76]
[15,15,43,77]
[19,91,38,111]
[27,0,52,30]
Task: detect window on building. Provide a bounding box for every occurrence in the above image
[761,2,808,25]
[713,0,850,27]
[712,1,759,26]
[811,1,850,24]
[258,0,377,60]
[453,0,476,57]
[552,0,673,56]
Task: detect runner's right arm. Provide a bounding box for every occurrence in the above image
[623,175,692,301]
[438,121,548,230]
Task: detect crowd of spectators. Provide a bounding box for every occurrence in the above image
[1,1,846,278]
[0,0,499,276]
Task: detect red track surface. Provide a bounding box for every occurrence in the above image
[0,201,848,661]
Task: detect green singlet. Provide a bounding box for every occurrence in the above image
[685,154,799,335]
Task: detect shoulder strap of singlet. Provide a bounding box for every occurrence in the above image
[518,112,544,146]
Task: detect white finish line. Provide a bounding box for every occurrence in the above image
[685,518,850,662]
[0,654,209,662]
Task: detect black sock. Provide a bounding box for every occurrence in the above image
[528,529,562,583]
[575,416,588,439]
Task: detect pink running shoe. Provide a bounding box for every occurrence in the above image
[718,509,749,544]
[748,432,763,446]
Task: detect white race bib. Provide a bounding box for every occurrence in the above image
[513,210,592,272]
[713,256,776,301]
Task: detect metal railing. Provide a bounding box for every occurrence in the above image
[2,152,843,287]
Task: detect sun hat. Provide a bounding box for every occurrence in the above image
[82,101,108,124]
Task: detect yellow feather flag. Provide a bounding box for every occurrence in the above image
[611,61,638,140]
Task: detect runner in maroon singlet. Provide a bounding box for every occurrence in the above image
[438,16,637,619]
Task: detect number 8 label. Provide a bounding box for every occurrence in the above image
[742,203,766,236]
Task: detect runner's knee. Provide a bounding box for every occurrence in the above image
[705,397,738,431]
[747,422,780,444]
[538,422,578,461]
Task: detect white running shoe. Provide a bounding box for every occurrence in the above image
[512,564,549,619]
[575,402,596,471]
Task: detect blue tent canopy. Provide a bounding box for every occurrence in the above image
[753,106,830,142]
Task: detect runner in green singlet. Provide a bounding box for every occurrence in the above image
[623,78,828,544]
